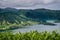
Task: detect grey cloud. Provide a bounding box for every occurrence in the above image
[0,0,60,10]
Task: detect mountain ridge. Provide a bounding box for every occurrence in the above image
[0,7,60,24]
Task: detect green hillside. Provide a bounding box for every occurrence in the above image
[0,8,60,30]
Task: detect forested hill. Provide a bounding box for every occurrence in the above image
[18,8,60,20]
[0,8,60,24]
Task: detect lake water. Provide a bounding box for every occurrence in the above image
[12,20,60,33]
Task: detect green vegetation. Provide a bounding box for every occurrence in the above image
[55,20,60,23]
[0,21,39,30]
[0,8,60,30]
[39,21,56,25]
[0,31,60,40]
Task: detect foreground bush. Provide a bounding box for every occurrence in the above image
[0,31,60,40]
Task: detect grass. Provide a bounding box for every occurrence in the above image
[0,31,60,40]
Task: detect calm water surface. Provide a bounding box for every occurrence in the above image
[12,20,60,33]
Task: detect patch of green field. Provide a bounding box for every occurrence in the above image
[0,21,39,30]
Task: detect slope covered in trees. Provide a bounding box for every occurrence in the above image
[0,8,60,23]
[18,8,60,21]
[0,8,60,30]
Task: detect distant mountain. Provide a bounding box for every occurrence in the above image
[0,8,60,24]
[18,8,60,20]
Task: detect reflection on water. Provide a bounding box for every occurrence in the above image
[12,21,60,33]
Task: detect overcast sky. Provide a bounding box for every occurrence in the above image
[0,0,60,10]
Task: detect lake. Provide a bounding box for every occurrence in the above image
[12,20,60,33]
